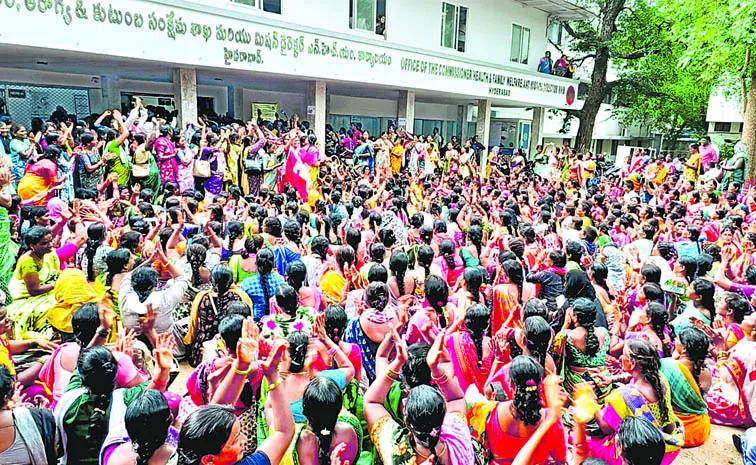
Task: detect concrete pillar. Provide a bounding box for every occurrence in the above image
[233,87,245,121]
[476,99,492,177]
[459,104,470,141]
[99,76,121,112]
[531,107,545,156]
[397,90,415,133]
[172,68,198,130]
[306,80,327,150]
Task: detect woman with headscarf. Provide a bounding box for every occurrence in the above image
[600,242,626,291]
[556,270,608,331]
[721,140,747,191]
[380,210,408,249]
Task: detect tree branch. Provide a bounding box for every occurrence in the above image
[548,39,565,56]
[573,54,596,66]
[614,50,649,60]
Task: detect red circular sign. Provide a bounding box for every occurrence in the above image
[566,85,576,106]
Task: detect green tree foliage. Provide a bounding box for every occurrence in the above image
[664,0,756,182]
[611,4,710,148]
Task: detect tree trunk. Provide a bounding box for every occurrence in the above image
[745,71,756,189]
[574,0,625,154]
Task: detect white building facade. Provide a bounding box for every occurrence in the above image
[0,0,588,151]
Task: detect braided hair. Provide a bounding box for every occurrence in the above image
[286,260,307,293]
[646,302,671,357]
[573,297,599,356]
[417,245,434,280]
[241,235,263,259]
[677,326,710,388]
[84,223,106,282]
[303,377,343,465]
[425,275,449,328]
[226,221,244,255]
[132,267,159,303]
[284,220,302,246]
[78,346,118,452]
[389,251,410,297]
[405,385,445,465]
[467,225,483,258]
[287,330,310,374]
[324,305,347,345]
[591,262,611,295]
[510,355,544,426]
[627,339,669,424]
[419,225,433,245]
[502,259,524,304]
[256,248,276,312]
[465,304,490,365]
[691,278,715,318]
[369,242,386,264]
[464,266,484,304]
[523,316,551,368]
[104,248,131,287]
[186,244,208,287]
[125,390,172,465]
[439,239,457,271]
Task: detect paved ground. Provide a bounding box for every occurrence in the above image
[172,362,744,464]
[679,425,743,464]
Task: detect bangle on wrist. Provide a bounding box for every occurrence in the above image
[268,377,284,391]
[233,362,253,376]
[327,346,339,357]
[97,328,111,338]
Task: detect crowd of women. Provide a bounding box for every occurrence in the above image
[0,100,755,465]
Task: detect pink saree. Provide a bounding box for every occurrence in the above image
[446,331,493,394]
[706,339,756,428]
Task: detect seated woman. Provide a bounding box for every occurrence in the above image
[320,246,364,318]
[7,226,59,340]
[0,365,58,465]
[388,251,415,306]
[705,312,756,428]
[174,339,294,465]
[259,284,315,340]
[241,248,285,322]
[102,389,177,465]
[446,304,493,395]
[184,264,252,367]
[286,376,364,465]
[274,220,304,277]
[119,245,188,336]
[94,248,136,319]
[625,302,673,358]
[713,292,752,350]
[344,282,395,382]
[0,300,58,402]
[450,267,485,321]
[229,236,263,284]
[286,260,322,311]
[406,275,451,346]
[467,356,567,465]
[588,339,684,465]
[431,239,464,288]
[365,328,475,465]
[670,278,715,334]
[46,268,103,339]
[40,302,148,408]
[258,320,354,442]
[487,315,555,400]
[17,146,62,207]
[660,326,711,447]
[54,336,175,465]
[491,259,534,334]
[553,297,613,401]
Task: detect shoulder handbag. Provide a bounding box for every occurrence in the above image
[131,162,150,178]
[244,155,263,175]
[194,156,211,178]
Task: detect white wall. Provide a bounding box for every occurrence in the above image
[329,94,397,117]
[0,67,100,88]
[241,88,306,121]
[415,102,458,120]
[174,0,550,73]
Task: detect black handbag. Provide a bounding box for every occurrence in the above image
[244,157,263,175]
